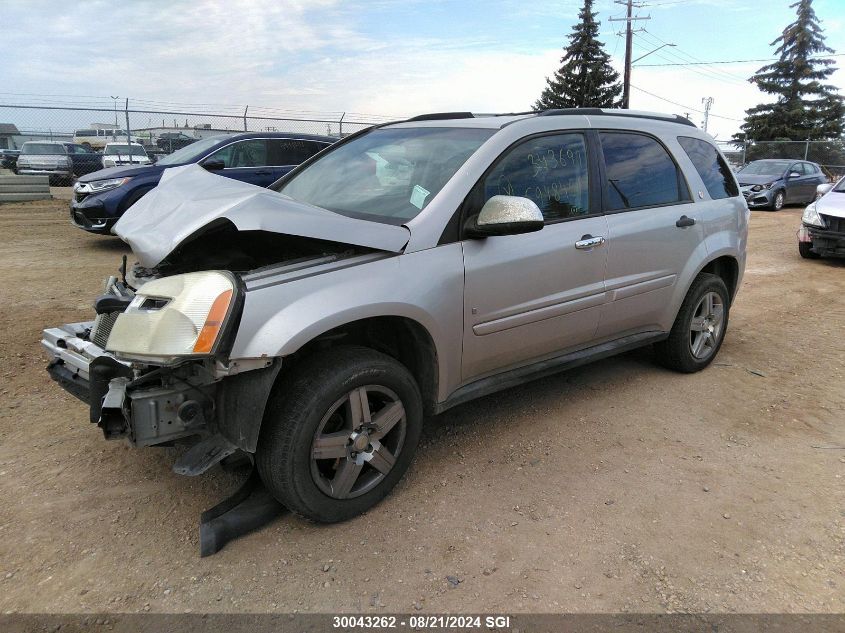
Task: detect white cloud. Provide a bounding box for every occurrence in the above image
[1,0,843,141]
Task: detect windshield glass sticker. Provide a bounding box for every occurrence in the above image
[410,184,431,210]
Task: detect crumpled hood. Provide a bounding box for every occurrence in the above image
[737,174,781,186]
[113,164,410,268]
[816,191,845,220]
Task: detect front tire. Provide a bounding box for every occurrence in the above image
[799,241,820,259]
[654,273,730,373]
[256,346,423,523]
[770,190,785,211]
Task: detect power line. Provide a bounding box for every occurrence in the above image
[635,52,845,66]
[636,30,748,84]
[629,84,742,121]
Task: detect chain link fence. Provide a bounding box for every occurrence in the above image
[4,102,843,182]
[717,140,845,181]
[0,100,395,158]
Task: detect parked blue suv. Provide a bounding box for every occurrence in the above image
[70,132,335,234]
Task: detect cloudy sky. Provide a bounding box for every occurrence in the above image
[1,0,843,140]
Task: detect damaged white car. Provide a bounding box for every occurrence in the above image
[43,110,747,554]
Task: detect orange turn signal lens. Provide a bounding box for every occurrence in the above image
[193,289,233,353]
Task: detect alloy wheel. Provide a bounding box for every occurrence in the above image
[310,385,407,499]
[689,291,724,360]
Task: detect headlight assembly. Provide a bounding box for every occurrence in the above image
[106,271,237,363]
[802,203,826,228]
[750,185,763,192]
[77,177,132,194]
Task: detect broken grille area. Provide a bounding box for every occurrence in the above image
[90,312,120,349]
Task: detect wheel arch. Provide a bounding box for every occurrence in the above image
[278,314,441,417]
[697,254,739,301]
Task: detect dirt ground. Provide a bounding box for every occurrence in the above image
[0,198,842,615]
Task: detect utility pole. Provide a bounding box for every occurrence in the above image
[610,1,650,109]
[701,96,714,133]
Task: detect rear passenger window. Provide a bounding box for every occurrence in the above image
[677,136,739,199]
[267,139,326,166]
[600,132,687,210]
[482,133,590,222]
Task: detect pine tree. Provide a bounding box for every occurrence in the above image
[737,0,843,142]
[534,0,622,110]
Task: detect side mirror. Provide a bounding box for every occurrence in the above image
[816,183,833,198]
[788,171,801,179]
[464,195,544,238]
[201,159,225,171]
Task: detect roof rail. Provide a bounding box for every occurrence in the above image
[406,112,475,122]
[537,108,696,128]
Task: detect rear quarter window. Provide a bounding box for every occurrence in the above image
[677,136,739,200]
[600,132,689,210]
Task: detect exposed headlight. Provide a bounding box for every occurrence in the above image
[750,185,763,192]
[802,203,826,228]
[77,177,132,194]
[106,271,236,363]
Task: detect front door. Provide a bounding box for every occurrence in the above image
[461,131,608,381]
[596,131,704,339]
[206,139,275,187]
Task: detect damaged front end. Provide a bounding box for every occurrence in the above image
[42,163,410,553]
[42,273,280,470]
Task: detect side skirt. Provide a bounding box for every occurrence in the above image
[434,331,668,415]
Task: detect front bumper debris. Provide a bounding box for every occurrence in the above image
[42,322,216,446]
[43,311,286,556]
[801,221,845,257]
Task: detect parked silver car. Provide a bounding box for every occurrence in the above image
[16,141,74,185]
[798,177,845,258]
[43,109,748,528]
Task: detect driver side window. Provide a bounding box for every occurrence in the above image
[207,140,267,168]
[481,133,590,222]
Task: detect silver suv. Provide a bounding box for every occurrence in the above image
[43,109,748,525]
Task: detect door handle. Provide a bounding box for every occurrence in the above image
[676,215,696,228]
[575,234,605,250]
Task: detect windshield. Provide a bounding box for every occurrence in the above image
[156,135,231,165]
[276,127,494,224]
[21,143,66,155]
[105,144,147,156]
[833,177,845,193]
[739,160,790,176]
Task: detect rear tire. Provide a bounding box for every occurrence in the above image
[654,273,730,373]
[799,241,820,259]
[256,346,423,523]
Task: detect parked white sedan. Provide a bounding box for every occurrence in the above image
[798,178,845,259]
[102,142,151,168]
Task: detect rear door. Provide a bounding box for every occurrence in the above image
[267,139,330,182]
[461,131,608,381]
[596,131,702,339]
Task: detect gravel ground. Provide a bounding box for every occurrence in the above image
[0,199,843,615]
